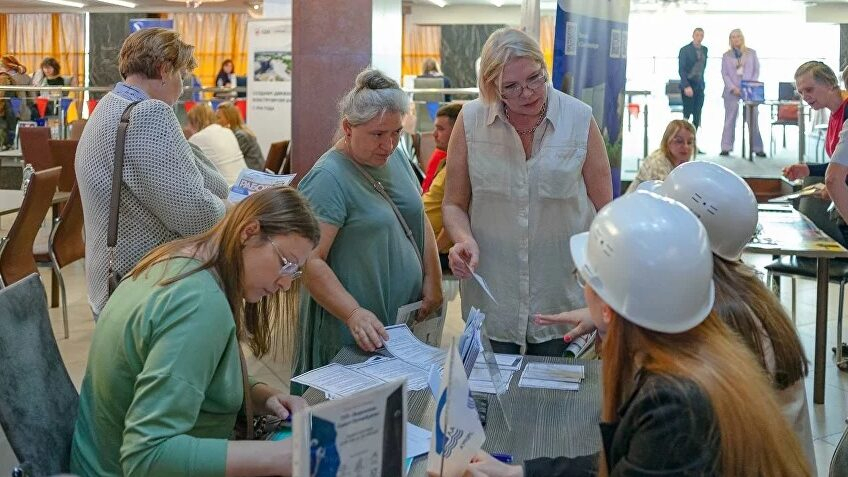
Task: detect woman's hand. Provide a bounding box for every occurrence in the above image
[263,393,307,420]
[782,163,810,181]
[534,307,596,343]
[347,308,389,352]
[463,452,524,477]
[449,239,479,279]
[731,86,740,96]
[418,275,443,321]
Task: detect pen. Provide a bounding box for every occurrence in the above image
[492,453,513,464]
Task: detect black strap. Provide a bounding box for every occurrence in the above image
[106,101,141,276]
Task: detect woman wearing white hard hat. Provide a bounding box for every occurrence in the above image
[465,192,810,477]
[660,161,815,469]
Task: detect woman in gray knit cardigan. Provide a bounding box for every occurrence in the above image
[76,28,228,317]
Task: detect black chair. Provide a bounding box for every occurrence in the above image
[832,424,848,476]
[665,80,683,114]
[0,274,78,476]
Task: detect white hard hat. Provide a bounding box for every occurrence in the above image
[658,161,757,260]
[635,180,664,193]
[570,191,715,333]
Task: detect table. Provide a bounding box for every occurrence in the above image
[0,189,69,216]
[746,204,848,404]
[303,347,602,476]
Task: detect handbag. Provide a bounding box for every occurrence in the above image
[106,101,141,296]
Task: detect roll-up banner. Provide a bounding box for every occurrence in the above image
[247,19,292,158]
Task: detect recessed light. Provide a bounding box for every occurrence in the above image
[428,0,447,7]
[95,0,137,6]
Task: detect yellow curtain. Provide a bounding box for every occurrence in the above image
[57,14,85,87]
[0,15,7,57]
[402,20,441,78]
[171,13,249,89]
[540,15,554,72]
[5,14,53,78]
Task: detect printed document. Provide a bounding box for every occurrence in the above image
[290,363,384,398]
[227,169,296,203]
[384,324,446,368]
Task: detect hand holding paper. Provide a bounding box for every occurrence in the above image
[346,308,388,352]
[448,240,479,279]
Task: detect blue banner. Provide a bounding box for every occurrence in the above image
[129,19,174,33]
[553,0,629,196]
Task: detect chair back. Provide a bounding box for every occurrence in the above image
[776,104,799,123]
[49,184,84,269]
[0,167,60,287]
[832,424,848,476]
[779,81,799,101]
[264,140,290,174]
[68,118,87,141]
[48,139,78,192]
[18,127,53,172]
[0,274,78,476]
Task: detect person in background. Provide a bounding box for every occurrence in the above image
[422,102,462,193]
[76,27,228,318]
[720,28,765,157]
[0,55,32,121]
[466,192,811,477]
[70,186,320,477]
[217,101,264,171]
[419,57,452,102]
[678,27,706,153]
[625,119,695,193]
[216,59,237,99]
[443,28,612,357]
[294,69,442,391]
[0,73,16,149]
[187,103,245,184]
[422,103,462,271]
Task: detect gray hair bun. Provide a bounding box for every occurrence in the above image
[355,69,400,91]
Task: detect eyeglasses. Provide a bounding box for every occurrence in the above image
[501,70,547,99]
[670,137,695,146]
[266,237,302,279]
[572,268,587,289]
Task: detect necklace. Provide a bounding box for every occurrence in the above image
[504,101,548,136]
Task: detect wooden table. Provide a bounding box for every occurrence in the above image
[746,204,848,404]
[304,347,602,476]
[0,190,69,216]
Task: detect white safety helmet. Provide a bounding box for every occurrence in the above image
[658,161,758,261]
[635,180,664,193]
[570,191,715,333]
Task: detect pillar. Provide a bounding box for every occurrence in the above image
[291,0,402,181]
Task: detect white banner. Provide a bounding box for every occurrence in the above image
[246,19,292,158]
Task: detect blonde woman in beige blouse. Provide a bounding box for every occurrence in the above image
[625,119,696,193]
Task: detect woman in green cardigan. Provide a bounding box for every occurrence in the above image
[70,186,321,477]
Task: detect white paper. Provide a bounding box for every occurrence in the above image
[428,363,442,398]
[406,422,432,459]
[395,301,424,325]
[470,270,498,305]
[474,353,523,371]
[522,362,585,382]
[384,324,446,368]
[290,363,384,398]
[351,356,430,391]
[518,376,580,391]
[227,169,296,203]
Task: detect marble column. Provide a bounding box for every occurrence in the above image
[291,0,401,181]
[89,13,135,90]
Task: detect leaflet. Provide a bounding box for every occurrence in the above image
[406,422,431,459]
[351,356,430,391]
[290,363,385,398]
[471,270,498,305]
[518,362,585,391]
[227,168,296,203]
[384,324,447,368]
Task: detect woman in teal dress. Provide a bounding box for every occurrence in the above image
[70,186,320,477]
[294,69,443,387]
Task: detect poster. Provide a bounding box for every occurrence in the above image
[247,19,292,158]
[552,0,630,196]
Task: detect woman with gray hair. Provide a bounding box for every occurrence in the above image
[293,69,442,385]
[443,28,612,356]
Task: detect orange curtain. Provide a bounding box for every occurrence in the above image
[57,14,85,87]
[5,14,53,78]
[402,19,441,78]
[171,13,249,89]
[540,15,554,72]
[0,15,7,57]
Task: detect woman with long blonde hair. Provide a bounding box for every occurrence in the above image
[625,119,695,193]
[720,28,764,156]
[71,186,321,477]
[466,192,810,477]
[217,101,264,171]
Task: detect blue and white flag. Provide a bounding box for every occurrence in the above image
[426,346,485,477]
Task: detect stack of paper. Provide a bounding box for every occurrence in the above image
[518,362,585,391]
[467,353,523,394]
[459,307,486,376]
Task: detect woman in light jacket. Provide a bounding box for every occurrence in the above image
[720,28,765,156]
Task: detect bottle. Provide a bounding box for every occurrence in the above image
[20,163,34,191]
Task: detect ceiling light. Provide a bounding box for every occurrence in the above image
[95,0,137,6]
[428,0,447,6]
[37,0,86,7]
[490,0,505,6]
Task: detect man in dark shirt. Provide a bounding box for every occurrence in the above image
[679,28,707,153]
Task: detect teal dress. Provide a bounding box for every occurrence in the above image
[294,148,424,391]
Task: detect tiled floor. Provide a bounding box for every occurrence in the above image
[0,254,845,475]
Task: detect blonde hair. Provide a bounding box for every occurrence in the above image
[421,58,440,75]
[129,186,321,357]
[727,28,747,54]
[659,119,696,161]
[119,27,198,80]
[217,101,255,137]
[187,103,216,132]
[478,28,547,104]
[599,312,810,476]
